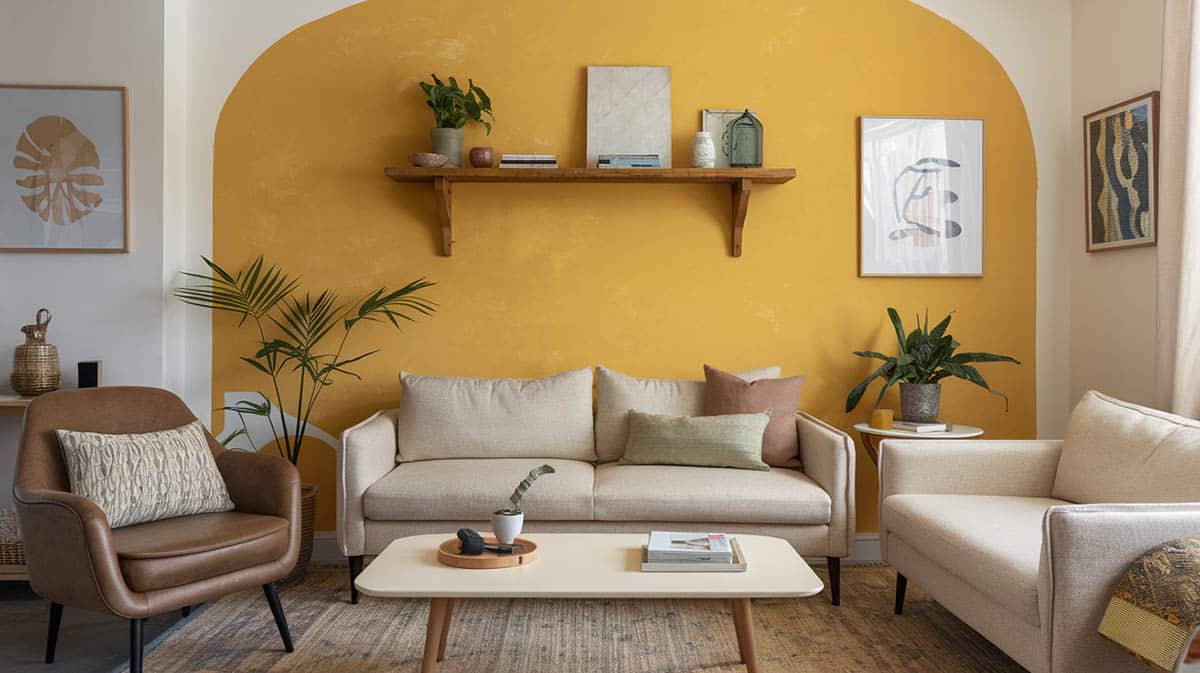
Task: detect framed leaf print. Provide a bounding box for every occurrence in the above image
[0,84,128,253]
[859,116,985,277]
[1083,92,1158,252]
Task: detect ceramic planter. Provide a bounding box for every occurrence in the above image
[900,383,941,423]
[430,127,464,167]
[491,510,524,545]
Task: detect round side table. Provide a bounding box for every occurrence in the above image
[852,422,984,467]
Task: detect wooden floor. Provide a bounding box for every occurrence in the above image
[0,564,1029,673]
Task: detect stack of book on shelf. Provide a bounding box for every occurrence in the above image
[892,420,950,433]
[597,153,661,168]
[499,153,557,168]
[640,531,746,573]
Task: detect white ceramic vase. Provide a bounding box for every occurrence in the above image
[691,131,716,168]
[430,127,464,167]
[490,510,524,544]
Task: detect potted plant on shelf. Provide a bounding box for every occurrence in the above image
[492,464,555,545]
[845,308,1019,423]
[420,73,493,168]
[175,256,435,583]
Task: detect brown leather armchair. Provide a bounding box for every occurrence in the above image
[12,387,301,672]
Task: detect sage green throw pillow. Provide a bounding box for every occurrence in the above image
[620,410,771,471]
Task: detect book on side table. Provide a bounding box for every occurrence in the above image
[641,531,747,573]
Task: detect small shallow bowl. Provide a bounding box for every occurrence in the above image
[409,152,449,168]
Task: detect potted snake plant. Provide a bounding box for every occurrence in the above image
[492,464,555,544]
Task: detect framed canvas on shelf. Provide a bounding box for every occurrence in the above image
[859,116,984,277]
[1083,92,1159,252]
[702,109,756,169]
[0,84,128,253]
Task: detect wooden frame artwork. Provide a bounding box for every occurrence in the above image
[1083,91,1159,252]
[0,84,129,253]
[859,116,985,277]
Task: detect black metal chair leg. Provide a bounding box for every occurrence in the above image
[826,557,841,606]
[262,583,294,652]
[895,573,908,615]
[45,602,63,663]
[181,605,191,618]
[348,555,364,604]
[129,618,144,673]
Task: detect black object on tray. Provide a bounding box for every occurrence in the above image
[457,528,520,555]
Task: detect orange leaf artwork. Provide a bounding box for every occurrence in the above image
[13,115,104,225]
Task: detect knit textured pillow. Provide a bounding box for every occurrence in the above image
[57,421,234,528]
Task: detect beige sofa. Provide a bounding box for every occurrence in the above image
[338,366,855,604]
[880,390,1200,673]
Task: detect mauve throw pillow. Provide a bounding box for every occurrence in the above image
[703,364,805,467]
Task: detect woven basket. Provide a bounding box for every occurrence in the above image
[280,483,317,585]
[0,509,26,567]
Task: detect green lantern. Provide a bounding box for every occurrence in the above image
[728,110,763,168]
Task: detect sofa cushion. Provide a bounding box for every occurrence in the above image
[112,511,288,592]
[594,365,781,462]
[593,463,830,524]
[1054,390,1200,503]
[621,410,770,471]
[703,364,805,467]
[364,458,594,521]
[396,368,596,462]
[883,494,1070,626]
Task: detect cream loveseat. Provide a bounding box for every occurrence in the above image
[338,366,855,604]
[880,390,1200,673]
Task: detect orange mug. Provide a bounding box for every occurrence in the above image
[869,408,895,430]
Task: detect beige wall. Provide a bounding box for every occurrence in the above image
[1070,0,1165,409]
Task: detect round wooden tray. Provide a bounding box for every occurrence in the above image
[437,536,539,569]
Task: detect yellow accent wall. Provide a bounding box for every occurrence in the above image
[213,0,1037,534]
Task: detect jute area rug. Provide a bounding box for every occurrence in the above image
[121,565,1024,672]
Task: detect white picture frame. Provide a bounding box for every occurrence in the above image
[0,84,128,253]
[859,116,984,277]
[701,109,755,169]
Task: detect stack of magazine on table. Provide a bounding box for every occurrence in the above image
[640,531,747,573]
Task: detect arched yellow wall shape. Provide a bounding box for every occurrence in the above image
[213,0,1038,534]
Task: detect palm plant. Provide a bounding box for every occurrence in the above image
[845,308,1019,413]
[175,256,435,464]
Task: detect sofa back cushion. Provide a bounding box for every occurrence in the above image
[594,365,781,463]
[1053,390,1200,503]
[397,368,596,462]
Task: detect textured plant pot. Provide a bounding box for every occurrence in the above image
[280,483,317,585]
[491,510,524,545]
[900,383,941,423]
[430,127,464,167]
[469,146,494,168]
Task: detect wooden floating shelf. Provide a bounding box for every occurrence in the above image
[384,167,797,257]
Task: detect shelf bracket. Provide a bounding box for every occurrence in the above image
[434,176,453,256]
[731,178,751,257]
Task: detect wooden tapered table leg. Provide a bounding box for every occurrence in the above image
[421,598,449,673]
[730,597,759,673]
[437,598,455,662]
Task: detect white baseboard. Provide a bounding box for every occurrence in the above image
[310,532,885,566]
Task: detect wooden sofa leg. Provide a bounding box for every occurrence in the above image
[895,573,908,615]
[349,555,364,604]
[45,602,63,663]
[826,557,841,605]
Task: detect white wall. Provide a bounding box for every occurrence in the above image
[1069,0,1164,409]
[0,0,167,506]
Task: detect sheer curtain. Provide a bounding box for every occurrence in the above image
[1157,0,1200,418]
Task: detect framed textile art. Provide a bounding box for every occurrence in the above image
[1083,92,1159,252]
[0,84,128,253]
[859,116,985,276]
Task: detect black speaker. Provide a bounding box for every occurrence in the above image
[78,361,102,388]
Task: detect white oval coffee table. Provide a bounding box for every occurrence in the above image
[853,422,984,467]
[355,532,824,673]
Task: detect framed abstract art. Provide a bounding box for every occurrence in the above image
[859,116,984,277]
[1083,92,1159,252]
[0,84,128,253]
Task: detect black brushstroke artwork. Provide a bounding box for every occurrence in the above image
[889,157,963,241]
